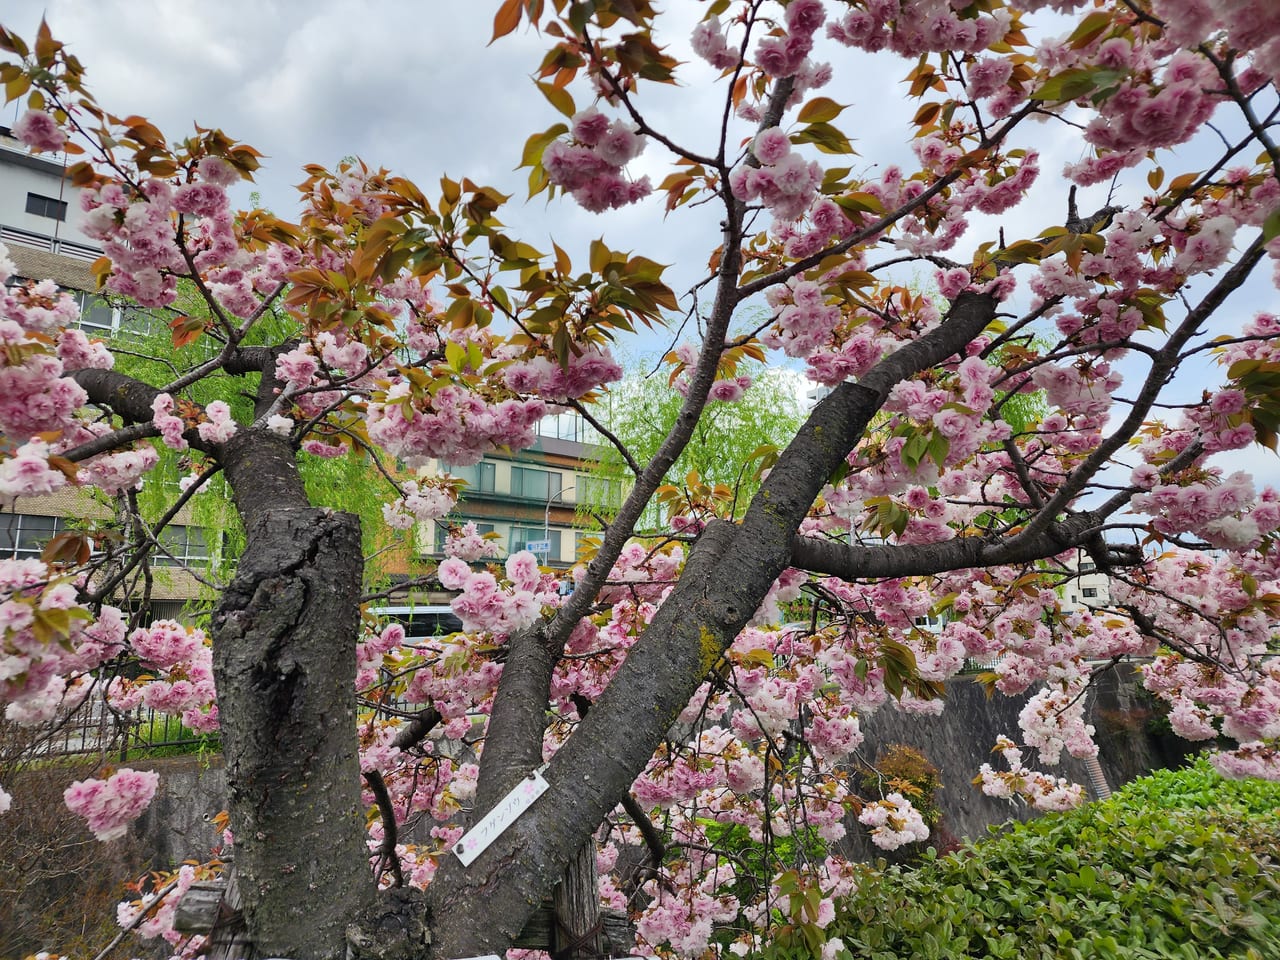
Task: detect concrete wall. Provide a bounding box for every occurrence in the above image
[842,666,1195,860]
[130,755,229,868]
[129,670,1187,873]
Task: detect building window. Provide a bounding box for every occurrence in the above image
[444,461,495,493]
[510,527,561,556]
[26,192,68,221]
[75,291,117,333]
[511,466,562,502]
[0,513,66,561]
[537,411,594,443]
[1079,561,1096,573]
[1082,587,1098,599]
[153,526,210,567]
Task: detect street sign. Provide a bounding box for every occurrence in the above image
[524,539,552,553]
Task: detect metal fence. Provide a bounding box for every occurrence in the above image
[30,702,218,760]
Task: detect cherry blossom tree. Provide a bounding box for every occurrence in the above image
[2,2,1280,958]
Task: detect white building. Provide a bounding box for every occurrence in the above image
[1061,549,1112,612]
[0,128,213,614]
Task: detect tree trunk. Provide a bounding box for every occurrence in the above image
[211,431,375,959]
[427,294,1002,956]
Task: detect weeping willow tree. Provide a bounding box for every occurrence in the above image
[579,358,806,530]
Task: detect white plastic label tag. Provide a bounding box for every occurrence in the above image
[451,767,550,866]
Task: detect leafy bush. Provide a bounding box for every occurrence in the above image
[123,713,219,760]
[859,743,943,827]
[1110,755,1280,817]
[820,765,1280,960]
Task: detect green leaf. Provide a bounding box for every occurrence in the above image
[1030,67,1125,103]
[536,80,576,118]
[797,96,846,124]
[1263,207,1280,243]
[589,238,612,273]
[519,123,569,169]
[1067,10,1114,49]
[792,121,855,155]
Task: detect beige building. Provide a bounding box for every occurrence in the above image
[1061,549,1112,612]
[1,127,212,617]
[422,412,621,569]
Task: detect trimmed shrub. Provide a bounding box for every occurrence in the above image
[1110,755,1280,817]
[859,743,943,827]
[820,764,1280,960]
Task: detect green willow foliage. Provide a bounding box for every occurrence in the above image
[104,288,408,608]
[581,358,805,526]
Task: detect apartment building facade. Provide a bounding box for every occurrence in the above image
[423,411,620,570]
[1,128,214,616]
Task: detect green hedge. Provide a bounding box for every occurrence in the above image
[823,764,1280,960]
[1109,755,1280,817]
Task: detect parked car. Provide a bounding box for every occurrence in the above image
[369,604,463,644]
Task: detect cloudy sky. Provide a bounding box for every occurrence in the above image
[1,2,1087,308]
[4,1,1278,471]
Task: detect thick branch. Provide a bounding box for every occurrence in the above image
[1009,235,1266,549]
[390,705,443,751]
[467,70,805,829]
[789,511,1103,580]
[471,622,559,818]
[429,289,1002,958]
[70,368,214,455]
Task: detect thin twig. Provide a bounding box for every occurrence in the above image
[90,875,183,960]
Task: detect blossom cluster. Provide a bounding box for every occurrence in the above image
[115,864,202,946]
[828,0,1017,59]
[13,108,68,152]
[382,477,458,531]
[1131,471,1279,551]
[1,561,125,723]
[441,520,499,562]
[106,620,218,733]
[501,342,624,401]
[63,767,161,842]
[436,551,550,637]
[543,107,652,212]
[1119,549,1280,775]
[730,127,824,222]
[978,737,1087,811]
[857,792,930,850]
[366,383,548,468]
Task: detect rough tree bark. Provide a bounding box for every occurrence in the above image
[210,430,376,960]
[71,369,381,960]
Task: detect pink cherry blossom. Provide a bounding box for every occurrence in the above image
[13,109,67,152]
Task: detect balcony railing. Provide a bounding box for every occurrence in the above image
[21,701,218,760]
[1,223,102,261]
